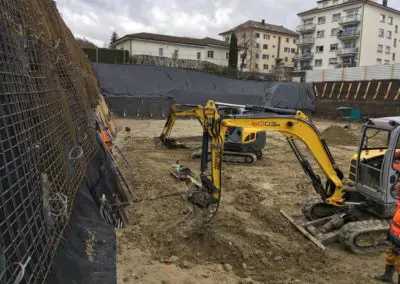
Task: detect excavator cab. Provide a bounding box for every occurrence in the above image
[351,118,400,218]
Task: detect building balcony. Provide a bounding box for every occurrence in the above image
[296,23,316,33]
[337,30,360,40]
[335,63,357,68]
[339,15,361,25]
[295,37,315,46]
[337,47,359,56]
[293,65,313,73]
[294,52,314,60]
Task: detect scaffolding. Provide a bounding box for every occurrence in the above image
[0,0,100,283]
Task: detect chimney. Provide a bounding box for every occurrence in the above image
[261,19,265,25]
[383,0,388,6]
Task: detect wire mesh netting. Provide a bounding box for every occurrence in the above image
[0,0,100,283]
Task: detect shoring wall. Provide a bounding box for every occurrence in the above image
[313,80,400,119]
[0,1,101,283]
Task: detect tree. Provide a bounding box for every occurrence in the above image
[109,32,119,48]
[75,37,97,48]
[237,31,260,72]
[228,33,238,69]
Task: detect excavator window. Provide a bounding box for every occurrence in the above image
[392,134,400,171]
[359,128,389,191]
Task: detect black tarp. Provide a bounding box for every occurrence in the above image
[47,142,120,284]
[93,64,315,118]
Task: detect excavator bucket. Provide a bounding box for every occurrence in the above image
[159,137,189,149]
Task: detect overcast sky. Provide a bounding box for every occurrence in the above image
[56,0,400,47]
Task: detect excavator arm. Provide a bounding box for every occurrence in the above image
[196,102,346,213]
[159,104,206,147]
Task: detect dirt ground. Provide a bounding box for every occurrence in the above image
[114,118,385,284]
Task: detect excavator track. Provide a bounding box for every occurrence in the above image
[191,147,257,164]
[338,219,390,254]
[301,197,341,220]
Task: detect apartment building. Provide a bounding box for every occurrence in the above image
[111,33,230,66]
[295,0,400,73]
[219,20,298,73]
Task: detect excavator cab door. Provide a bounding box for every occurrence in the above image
[356,127,389,202]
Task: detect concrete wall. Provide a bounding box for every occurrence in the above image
[115,39,229,66]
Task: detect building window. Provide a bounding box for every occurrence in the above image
[330,44,338,52]
[316,45,324,53]
[256,43,260,48]
[255,32,260,38]
[395,39,397,48]
[377,58,382,65]
[317,30,325,38]
[159,48,164,57]
[385,60,390,65]
[331,28,339,36]
[284,47,288,52]
[197,52,201,60]
[332,13,341,22]
[396,25,399,33]
[318,16,326,25]
[262,54,268,59]
[263,34,268,40]
[286,38,289,43]
[285,57,288,62]
[389,16,393,25]
[242,63,247,69]
[207,50,214,58]
[386,46,391,54]
[256,53,260,59]
[315,59,323,67]
[393,53,396,61]
[291,48,296,53]
[255,63,259,69]
[264,64,269,70]
[293,39,296,44]
[329,58,337,65]
[322,1,329,7]
[272,45,276,48]
[333,0,338,5]
[173,49,179,58]
[225,36,230,42]
[380,14,386,23]
[263,44,268,49]
[226,52,229,60]
[377,44,383,53]
[379,28,385,37]
[388,31,393,39]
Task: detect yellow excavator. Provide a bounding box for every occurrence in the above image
[187,100,400,253]
[159,103,266,164]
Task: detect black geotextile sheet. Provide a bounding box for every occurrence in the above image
[93,64,315,117]
[47,142,119,284]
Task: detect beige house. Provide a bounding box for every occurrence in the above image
[296,0,400,73]
[219,20,298,73]
[111,32,230,66]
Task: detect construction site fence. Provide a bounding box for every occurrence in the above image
[303,63,400,82]
[83,47,130,64]
[0,1,101,283]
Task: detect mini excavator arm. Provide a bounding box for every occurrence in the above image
[198,103,346,210]
[159,104,206,143]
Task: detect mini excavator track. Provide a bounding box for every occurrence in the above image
[191,146,258,165]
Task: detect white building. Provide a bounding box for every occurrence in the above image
[110,33,230,66]
[295,0,400,74]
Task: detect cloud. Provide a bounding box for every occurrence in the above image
[56,0,400,47]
